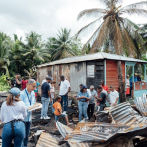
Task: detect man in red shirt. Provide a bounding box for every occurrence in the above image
[21,76,28,90]
[101,80,108,92]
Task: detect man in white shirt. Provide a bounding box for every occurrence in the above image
[42,75,48,85]
[109,86,119,107]
[59,75,70,114]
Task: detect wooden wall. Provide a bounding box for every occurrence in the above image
[106,60,125,93]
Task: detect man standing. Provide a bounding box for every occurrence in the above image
[21,76,28,90]
[41,76,52,119]
[109,86,119,107]
[11,73,22,89]
[101,80,108,92]
[137,74,141,81]
[87,85,97,120]
[96,86,106,111]
[59,75,70,114]
[20,79,36,147]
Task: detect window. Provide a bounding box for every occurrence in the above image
[87,65,94,78]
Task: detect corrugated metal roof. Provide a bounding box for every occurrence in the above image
[134,93,147,117]
[37,52,147,68]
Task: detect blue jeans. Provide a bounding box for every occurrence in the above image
[50,101,55,114]
[41,97,50,117]
[2,121,25,147]
[23,121,31,147]
[55,113,67,122]
[78,101,88,122]
[60,95,68,111]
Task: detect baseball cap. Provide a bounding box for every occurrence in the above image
[9,87,20,96]
[82,85,87,89]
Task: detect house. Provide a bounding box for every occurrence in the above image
[37,52,147,99]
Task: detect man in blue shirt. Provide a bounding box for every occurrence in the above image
[130,73,138,88]
[20,79,36,147]
[41,76,52,119]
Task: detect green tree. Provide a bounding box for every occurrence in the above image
[77,0,147,102]
[47,28,82,60]
[23,31,50,67]
[0,32,11,76]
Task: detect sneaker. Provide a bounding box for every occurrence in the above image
[63,111,66,114]
[44,116,50,119]
[80,118,85,122]
[40,116,44,119]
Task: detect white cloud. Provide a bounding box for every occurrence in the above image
[0,0,146,44]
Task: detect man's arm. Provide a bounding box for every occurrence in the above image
[48,90,52,102]
[16,78,21,84]
[97,93,104,101]
[115,97,118,105]
[57,108,61,114]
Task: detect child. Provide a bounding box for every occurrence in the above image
[53,96,70,128]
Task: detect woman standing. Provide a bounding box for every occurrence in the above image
[77,85,90,122]
[0,87,27,147]
[126,75,130,98]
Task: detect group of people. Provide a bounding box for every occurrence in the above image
[77,81,119,122]
[126,73,142,97]
[1,73,120,147]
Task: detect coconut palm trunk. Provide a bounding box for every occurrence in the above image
[117,61,126,102]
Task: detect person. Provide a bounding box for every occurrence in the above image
[53,96,70,129]
[21,76,28,90]
[137,74,142,81]
[50,81,56,114]
[101,80,108,92]
[11,73,22,89]
[32,77,40,101]
[41,76,52,119]
[126,75,130,98]
[96,86,106,111]
[59,75,70,114]
[42,75,48,85]
[77,85,90,122]
[109,86,119,107]
[87,85,97,120]
[0,87,27,147]
[20,79,36,147]
[130,73,138,87]
[79,84,83,90]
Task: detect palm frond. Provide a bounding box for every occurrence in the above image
[120,1,147,10]
[77,8,106,20]
[120,8,147,17]
[77,17,103,36]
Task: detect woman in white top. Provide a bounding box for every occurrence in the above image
[50,81,56,114]
[0,87,27,147]
[126,75,130,97]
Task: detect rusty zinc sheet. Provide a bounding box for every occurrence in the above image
[134,93,147,117]
[36,132,59,147]
[57,121,147,143]
[109,102,147,125]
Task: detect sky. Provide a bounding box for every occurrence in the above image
[0,0,147,43]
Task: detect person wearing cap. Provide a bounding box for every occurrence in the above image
[11,73,22,89]
[137,74,142,81]
[77,85,90,122]
[0,87,27,147]
[19,79,36,147]
[59,75,70,114]
[40,76,52,119]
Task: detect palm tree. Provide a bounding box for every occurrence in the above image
[0,33,11,76]
[23,31,50,66]
[77,0,147,102]
[9,34,25,73]
[47,28,81,60]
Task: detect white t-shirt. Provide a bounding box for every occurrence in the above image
[59,80,70,96]
[42,79,46,85]
[50,85,55,99]
[110,90,119,104]
[126,79,130,88]
[0,101,27,123]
